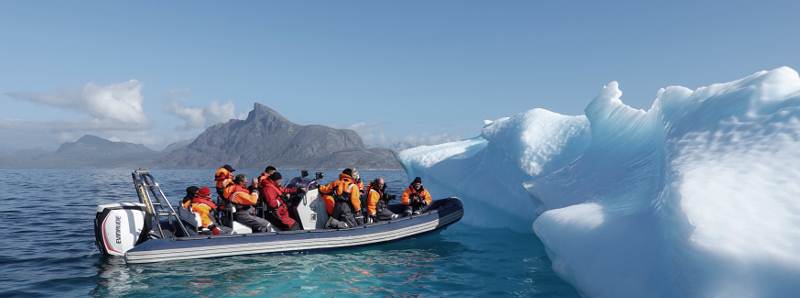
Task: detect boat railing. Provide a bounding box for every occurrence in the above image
[132,169,190,239]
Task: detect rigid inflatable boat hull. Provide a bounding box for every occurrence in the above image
[125,198,463,263]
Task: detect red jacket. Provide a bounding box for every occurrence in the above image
[260,179,297,227]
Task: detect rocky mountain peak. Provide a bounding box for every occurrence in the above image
[75,134,112,145]
[247,102,290,123]
[159,102,400,169]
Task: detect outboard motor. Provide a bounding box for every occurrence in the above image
[94,202,148,256]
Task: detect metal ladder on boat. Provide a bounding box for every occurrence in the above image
[132,169,190,239]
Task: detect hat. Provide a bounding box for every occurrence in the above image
[412,177,422,184]
[197,186,211,197]
[185,186,199,197]
[223,164,235,172]
[301,170,309,178]
[269,171,283,181]
[342,168,353,176]
[265,165,277,173]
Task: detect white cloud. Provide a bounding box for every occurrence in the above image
[206,101,238,125]
[1,80,156,150]
[167,102,205,129]
[167,100,240,130]
[6,80,148,128]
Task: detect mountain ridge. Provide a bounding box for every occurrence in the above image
[0,103,401,169]
[158,102,400,169]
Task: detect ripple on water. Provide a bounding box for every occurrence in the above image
[0,169,578,297]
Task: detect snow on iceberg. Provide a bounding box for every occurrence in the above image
[398,67,800,298]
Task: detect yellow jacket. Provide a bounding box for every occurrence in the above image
[366,188,382,216]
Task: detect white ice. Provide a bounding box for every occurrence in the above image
[398,67,800,298]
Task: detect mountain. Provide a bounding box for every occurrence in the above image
[0,104,402,169]
[162,139,192,153]
[0,135,158,168]
[158,103,401,169]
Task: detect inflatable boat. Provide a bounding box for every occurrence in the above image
[94,170,463,264]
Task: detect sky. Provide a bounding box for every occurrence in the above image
[1,0,799,151]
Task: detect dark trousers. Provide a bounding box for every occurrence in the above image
[404,202,429,216]
[332,201,357,227]
[234,208,272,232]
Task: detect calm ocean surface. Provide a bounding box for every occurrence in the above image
[0,169,579,297]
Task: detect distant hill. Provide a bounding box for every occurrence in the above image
[161,139,192,153]
[158,103,401,169]
[0,135,158,168]
[0,103,401,169]
[56,135,157,164]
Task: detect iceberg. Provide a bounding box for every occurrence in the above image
[398,67,800,297]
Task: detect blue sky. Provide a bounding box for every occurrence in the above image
[1,0,799,150]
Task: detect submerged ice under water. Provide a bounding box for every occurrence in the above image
[0,169,579,297]
[399,67,800,298]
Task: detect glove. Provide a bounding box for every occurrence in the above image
[355,215,365,226]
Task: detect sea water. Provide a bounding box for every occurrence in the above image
[0,169,578,297]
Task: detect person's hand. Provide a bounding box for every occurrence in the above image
[355,214,365,225]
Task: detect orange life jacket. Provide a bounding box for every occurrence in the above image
[214,167,233,189]
[191,196,217,210]
[401,185,432,205]
[366,187,382,216]
[319,173,362,215]
[224,183,258,206]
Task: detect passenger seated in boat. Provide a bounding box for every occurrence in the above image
[353,169,364,192]
[224,174,272,233]
[319,168,362,229]
[351,169,366,225]
[181,186,199,207]
[260,172,302,231]
[365,177,399,223]
[402,177,432,216]
[252,165,277,191]
[183,186,222,235]
[214,165,235,200]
